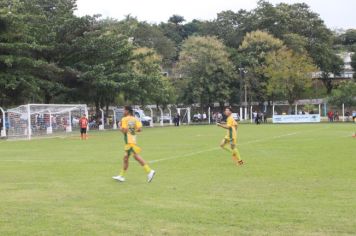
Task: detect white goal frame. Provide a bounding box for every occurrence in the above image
[6,104,88,140]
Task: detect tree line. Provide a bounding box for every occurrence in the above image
[0,0,355,112]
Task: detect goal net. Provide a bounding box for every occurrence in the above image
[6,104,88,140]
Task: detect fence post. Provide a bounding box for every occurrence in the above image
[187,108,191,124]
[159,107,163,126]
[85,107,89,131]
[0,107,6,137]
[318,104,321,116]
[99,109,104,130]
[66,111,72,132]
[342,103,345,122]
[250,106,253,123]
[47,110,53,134]
[148,107,154,127]
[112,108,117,130]
[295,104,298,115]
[208,107,211,124]
[27,104,31,140]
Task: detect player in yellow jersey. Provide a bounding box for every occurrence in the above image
[217,107,243,166]
[112,106,155,183]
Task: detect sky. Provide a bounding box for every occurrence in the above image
[75,0,356,29]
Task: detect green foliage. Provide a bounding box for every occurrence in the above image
[133,22,177,66]
[0,0,350,109]
[264,48,316,105]
[177,36,236,108]
[351,53,356,79]
[238,31,284,103]
[337,29,356,46]
[127,47,175,106]
[168,15,185,25]
[328,81,356,107]
[212,1,343,94]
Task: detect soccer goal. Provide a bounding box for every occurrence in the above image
[6,104,88,140]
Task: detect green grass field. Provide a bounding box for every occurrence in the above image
[1,124,355,235]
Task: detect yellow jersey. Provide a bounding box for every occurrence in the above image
[121,116,142,144]
[226,115,238,141]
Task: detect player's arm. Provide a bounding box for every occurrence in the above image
[217,122,230,129]
[136,120,143,133]
[119,120,128,134]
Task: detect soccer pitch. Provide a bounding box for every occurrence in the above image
[1,124,355,235]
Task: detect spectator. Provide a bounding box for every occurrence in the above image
[345,111,350,122]
[255,112,261,125]
[263,112,268,123]
[327,111,334,122]
[352,111,356,123]
[253,111,257,120]
[174,113,180,127]
[334,111,339,121]
[217,112,223,122]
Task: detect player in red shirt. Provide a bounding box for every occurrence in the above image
[79,114,88,140]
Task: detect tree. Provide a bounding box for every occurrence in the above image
[338,29,356,46]
[254,1,343,94]
[168,15,185,25]
[238,30,284,104]
[160,15,187,44]
[351,53,356,79]
[328,81,356,107]
[128,47,174,106]
[264,48,317,109]
[65,27,133,113]
[0,0,76,106]
[177,36,236,109]
[214,1,343,94]
[282,33,308,54]
[132,22,176,67]
[213,10,254,48]
[312,45,343,94]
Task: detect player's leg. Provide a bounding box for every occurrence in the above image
[132,146,155,182]
[231,143,243,166]
[80,129,84,140]
[220,138,231,153]
[83,128,88,140]
[113,149,131,182]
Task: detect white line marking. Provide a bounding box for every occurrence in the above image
[0,127,329,163]
[149,132,299,164]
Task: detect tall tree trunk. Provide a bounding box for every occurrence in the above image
[219,101,225,112]
[322,77,333,94]
[95,99,100,118]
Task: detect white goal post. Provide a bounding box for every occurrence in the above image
[6,104,88,140]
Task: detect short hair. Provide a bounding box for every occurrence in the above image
[124,106,133,115]
[225,107,233,112]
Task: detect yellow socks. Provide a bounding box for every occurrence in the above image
[119,169,126,176]
[232,148,241,161]
[143,164,152,173]
[221,145,232,153]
